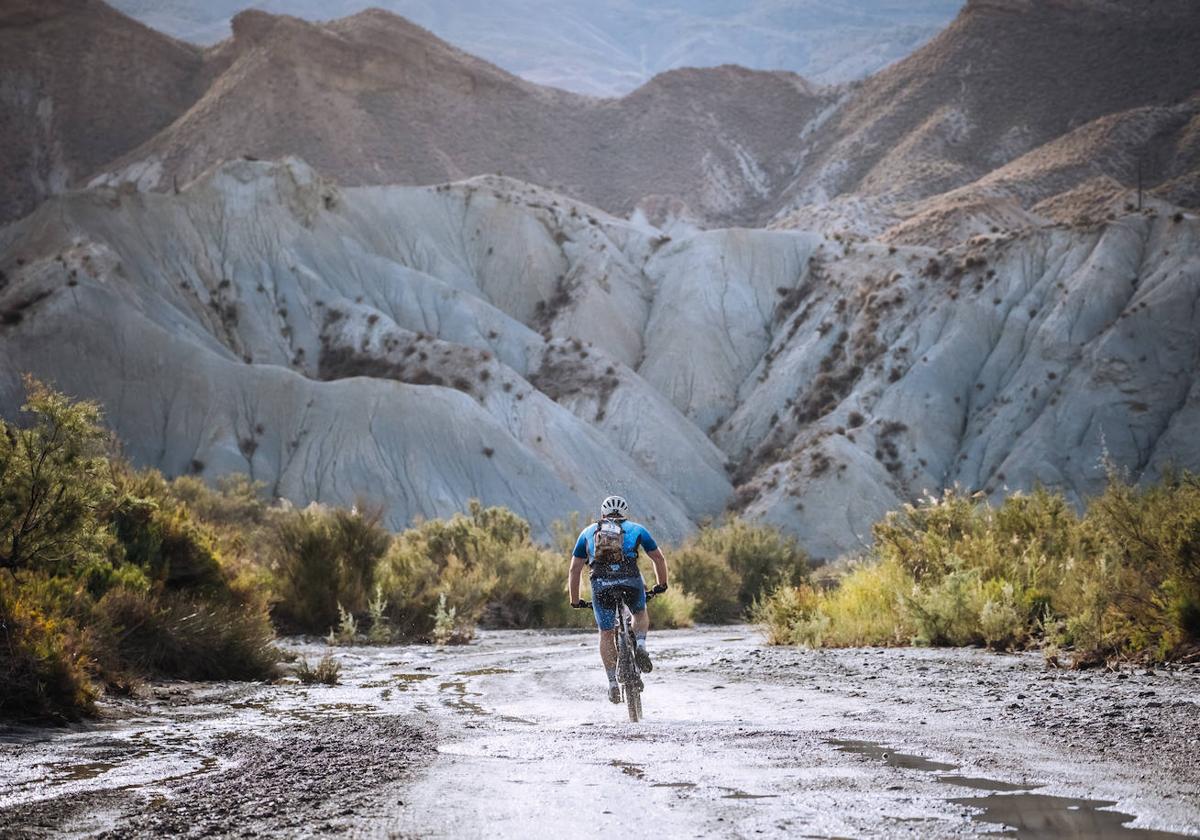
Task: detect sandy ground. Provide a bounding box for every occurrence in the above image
[1,626,1198,839]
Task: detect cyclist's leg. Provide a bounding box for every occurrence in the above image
[632,609,649,635]
[599,629,617,670]
[592,583,622,702]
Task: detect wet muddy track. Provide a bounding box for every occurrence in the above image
[2,627,1199,838]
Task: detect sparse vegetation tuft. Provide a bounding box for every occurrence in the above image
[296,653,341,685]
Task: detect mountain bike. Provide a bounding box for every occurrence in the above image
[578,586,659,722]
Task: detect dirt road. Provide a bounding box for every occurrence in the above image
[2,626,1199,838]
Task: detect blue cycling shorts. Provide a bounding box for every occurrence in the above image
[591,576,647,630]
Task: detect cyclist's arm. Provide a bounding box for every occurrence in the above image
[646,547,668,588]
[568,555,586,603]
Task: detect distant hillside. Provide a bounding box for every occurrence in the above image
[0,0,206,223]
[771,0,1200,242]
[106,0,962,95]
[8,0,1197,240]
[86,8,831,228]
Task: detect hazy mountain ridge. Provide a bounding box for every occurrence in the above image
[6,2,833,229]
[7,0,1198,241]
[105,0,962,95]
[0,0,206,223]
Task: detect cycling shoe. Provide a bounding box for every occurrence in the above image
[608,684,622,704]
[634,645,653,673]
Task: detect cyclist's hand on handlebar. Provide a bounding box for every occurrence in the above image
[650,583,668,594]
[571,599,591,609]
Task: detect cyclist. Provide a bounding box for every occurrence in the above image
[569,495,668,704]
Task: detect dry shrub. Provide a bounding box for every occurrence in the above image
[94,587,277,680]
[269,503,390,634]
[296,653,341,685]
[757,475,1200,665]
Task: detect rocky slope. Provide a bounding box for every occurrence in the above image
[0,0,207,224]
[771,0,1200,242]
[2,160,1196,556]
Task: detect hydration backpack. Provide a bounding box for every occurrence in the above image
[591,519,638,579]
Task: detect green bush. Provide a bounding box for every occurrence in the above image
[376,502,574,640]
[0,380,279,720]
[0,377,113,576]
[691,519,809,610]
[663,519,810,623]
[1058,470,1200,664]
[269,503,390,634]
[670,545,742,623]
[647,588,699,629]
[168,474,267,529]
[111,492,225,592]
[757,477,1200,665]
[811,559,915,647]
[0,572,96,720]
[486,545,589,629]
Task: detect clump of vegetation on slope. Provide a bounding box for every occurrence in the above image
[754,479,1200,666]
[0,379,277,721]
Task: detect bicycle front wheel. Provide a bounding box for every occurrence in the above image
[625,683,641,722]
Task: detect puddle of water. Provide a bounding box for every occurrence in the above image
[939,775,1037,792]
[651,781,697,789]
[830,739,957,772]
[720,787,778,800]
[456,667,515,676]
[49,760,119,782]
[829,739,1191,839]
[952,793,1194,839]
[315,702,376,713]
[437,680,487,716]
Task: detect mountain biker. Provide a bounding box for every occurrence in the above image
[568,495,669,704]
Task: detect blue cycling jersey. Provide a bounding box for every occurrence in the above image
[573,520,658,563]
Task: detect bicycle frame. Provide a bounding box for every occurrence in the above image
[607,588,646,722]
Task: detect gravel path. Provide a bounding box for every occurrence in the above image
[2,627,1198,839]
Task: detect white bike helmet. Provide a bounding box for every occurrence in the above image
[600,495,629,520]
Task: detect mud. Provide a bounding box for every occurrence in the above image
[2,628,1198,839]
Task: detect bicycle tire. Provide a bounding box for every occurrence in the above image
[613,592,644,722]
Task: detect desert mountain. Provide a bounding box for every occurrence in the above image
[2,160,1196,556]
[8,3,830,228]
[772,0,1200,241]
[6,0,1199,240]
[105,0,962,95]
[0,0,206,223]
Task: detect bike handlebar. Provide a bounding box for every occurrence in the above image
[572,584,667,610]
